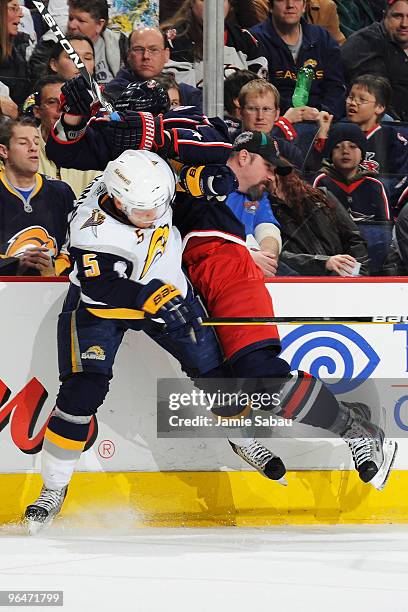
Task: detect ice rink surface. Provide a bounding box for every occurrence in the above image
[1,521,408,612]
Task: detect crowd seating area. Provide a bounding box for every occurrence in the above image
[1,0,408,277]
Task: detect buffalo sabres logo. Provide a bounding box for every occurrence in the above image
[6,226,57,257]
[80,209,106,237]
[140,225,170,280]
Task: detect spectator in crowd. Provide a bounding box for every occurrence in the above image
[237,79,305,168]
[18,2,37,44]
[32,75,101,198]
[335,0,386,39]
[382,199,408,274]
[0,116,75,276]
[313,123,390,221]
[341,0,408,121]
[0,0,33,111]
[308,74,408,209]
[48,34,95,81]
[160,0,268,88]
[251,0,345,43]
[30,0,127,86]
[104,27,203,108]
[67,0,127,84]
[251,0,346,118]
[223,69,258,133]
[160,0,265,28]
[153,73,181,108]
[270,160,370,275]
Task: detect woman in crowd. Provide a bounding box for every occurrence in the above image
[270,163,370,276]
[161,0,268,88]
[0,0,33,115]
[47,34,95,81]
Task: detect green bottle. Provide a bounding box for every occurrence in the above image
[292,65,315,107]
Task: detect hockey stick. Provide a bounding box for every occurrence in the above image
[32,1,114,113]
[201,316,408,325]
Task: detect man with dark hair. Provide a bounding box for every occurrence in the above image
[104,27,202,109]
[33,74,100,197]
[0,116,74,276]
[251,0,346,118]
[341,0,408,121]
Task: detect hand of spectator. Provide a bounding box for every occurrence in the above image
[283,107,304,124]
[317,111,333,138]
[0,96,18,119]
[301,106,320,121]
[18,247,55,276]
[325,254,358,277]
[250,250,278,277]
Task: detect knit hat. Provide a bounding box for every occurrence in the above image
[325,123,367,160]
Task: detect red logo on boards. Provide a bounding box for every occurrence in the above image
[0,378,98,455]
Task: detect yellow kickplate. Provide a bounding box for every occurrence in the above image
[1,471,407,527]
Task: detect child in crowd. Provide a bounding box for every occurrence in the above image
[313,123,390,221]
[311,75,408,211]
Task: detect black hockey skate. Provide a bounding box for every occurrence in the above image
[229,440,287,484]
[341,404,397,491]
[24,485,68,535]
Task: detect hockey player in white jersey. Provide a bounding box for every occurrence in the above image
[23,149,283,534]
[23,150,217,533]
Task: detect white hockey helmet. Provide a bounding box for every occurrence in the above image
[103,149,176,223]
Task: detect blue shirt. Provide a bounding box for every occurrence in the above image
[225,191,280,238]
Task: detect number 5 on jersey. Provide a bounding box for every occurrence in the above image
[83,253,100,277]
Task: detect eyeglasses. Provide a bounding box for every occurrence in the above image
[346,95,376,106]
[7,3,22,14]
[243,106,276,115]
[130,46,165,56]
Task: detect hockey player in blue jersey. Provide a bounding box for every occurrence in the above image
[45,77,234,172]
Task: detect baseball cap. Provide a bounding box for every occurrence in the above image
[232,131,293,175]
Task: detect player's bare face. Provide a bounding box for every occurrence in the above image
[384,1,408,48]
[129,209,157,228]
[2,126,40,176]
[245,155,275,199]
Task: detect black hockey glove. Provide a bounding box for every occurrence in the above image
[60,75,98,118]
[179,164,238,197]
[136,279,204,344]
[109,111,166,157]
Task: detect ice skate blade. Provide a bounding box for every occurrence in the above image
[277,476,288,486]
[369,440,398,491]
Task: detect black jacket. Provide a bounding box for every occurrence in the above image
[0,33,32,106]
[251,17,346,117]
[341,21,408,121]
[271,190,370,275]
